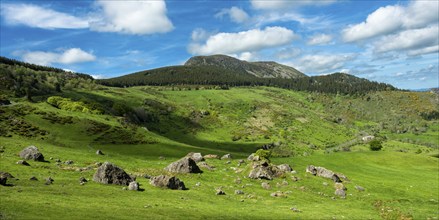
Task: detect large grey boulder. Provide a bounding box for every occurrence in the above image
[93,162,133,186]
[164,157,202,174]
[0,172,14,186]
[150,175,186,190]
[248,162,275,180]
[19,146,45,161]
[276,164,293,174]
[306,165,345,182]
[186,152,204,163]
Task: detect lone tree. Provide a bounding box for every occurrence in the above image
[369,139,383,151]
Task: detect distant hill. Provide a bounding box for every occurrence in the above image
[185,54,306,79]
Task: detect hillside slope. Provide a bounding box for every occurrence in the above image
[185,54,306,79]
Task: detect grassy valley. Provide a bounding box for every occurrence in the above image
[0,58,438,219]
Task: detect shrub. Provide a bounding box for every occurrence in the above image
[254,149,271,160]
[369,140,383,151]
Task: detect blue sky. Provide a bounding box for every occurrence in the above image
[0,0,438,89]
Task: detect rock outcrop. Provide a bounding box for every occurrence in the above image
[306,165,347,182]
[150,175,186,190]
[164,157,202,174]
[19,146,45,161]
[186,152,204,163]
[93,162,133,186]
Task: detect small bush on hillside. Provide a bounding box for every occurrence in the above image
[254,149,271,160]
[369,140,383,151]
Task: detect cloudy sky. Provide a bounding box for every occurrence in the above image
[1,0,438,89]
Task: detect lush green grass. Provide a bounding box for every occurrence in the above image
[1,86,438,219]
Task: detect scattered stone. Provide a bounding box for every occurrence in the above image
[235,190,244,195]
[216,188,226,195]
[195,182,201,187]
[306,165,346,182]
[247,153,260,161]
[0,146,4,153]
[355,185,365,191]
[55,159,61,163]
[159,156,166,160]
[49,157,53,160]
[197,162,214,171]
[276,164,293,173]
[225,161,231,164]
[261,182,271,190]
[16,160,30,166]
[93,162,133,186]
[128,181,140,191]
[186,152,204,163]
[271,191,286,197]
[96,150,104,155]
[0,172,14,185]
[334,182,346,190]
[143,174,151,179]
[45,177,54,185]
[281,180,289,186]
[29,176,38,181]
[290,207,301,212]
[291,176,300,182]
[94,162,102,167]
[204,154,219,159]
[237,159,245,167]
[323,182,329,186]
[19,146,45,161]
[79,177,88,184]
[335,189,346,198]
[122,187,127,190]
[64,160,74,165]
[234,177,242,184]
[221,154,232,160]
[150,175,186,190]
[164,157,202,174]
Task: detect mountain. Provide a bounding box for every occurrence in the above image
[184,54,306,79]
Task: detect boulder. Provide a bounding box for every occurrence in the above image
[93,162,133,186]
[29,176,38,181]
[335,189,346,198]
[64,160,74,165]
[248,162,275,180]
[0,172,14,185]
[197,162,214,171]
[355,185,365,191]
[270,191,286,197]
[186,152,204,163]
[19,146,45,161]
[306,165,345,183]
[261,182,271,190]
[16,160,30,166]
[247,153,260,161]
[221,154,232,160]
[45,177,54,185]
[204,154,219,159]
[150,175,186,190]
[164,157,202,174]
[128,181,140,191]
[216,189,226,195]
[96,150,104,155]
[79,177,88,184]
[235,190,244,195]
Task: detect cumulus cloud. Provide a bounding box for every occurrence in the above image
[191,28,212,42]
[0,3,88,29]
[293,54,356,74]
[188,26,298,55]
[251,0,336,10]
[90,0,173,35]
[275,47,301,60]
[216,7,249,23]
[307,34,333,45]
[373,26,439,54]
[21,48,96,66]
[342,1,439,42]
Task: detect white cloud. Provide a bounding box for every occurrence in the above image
[90,0,173,35]
[342,1,439,42]
[251,0,336,10]
[275,47,301,60]
[292,54,356,74]
[191,28,211,42]
[188,26,298,55]
[237,52,257,61]
[216,7,249,23]
[407,45,439,56]
[21,48,96,66]
[374,26,439,54]
[91,74,106,79]
[0,3,88,29]
[307,34,333,45]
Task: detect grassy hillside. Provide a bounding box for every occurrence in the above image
[0,61,438,219]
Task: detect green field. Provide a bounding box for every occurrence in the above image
[1,86,438,219]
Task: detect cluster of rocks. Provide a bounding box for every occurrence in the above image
[248,161,294,180]
[306,165,354,198]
